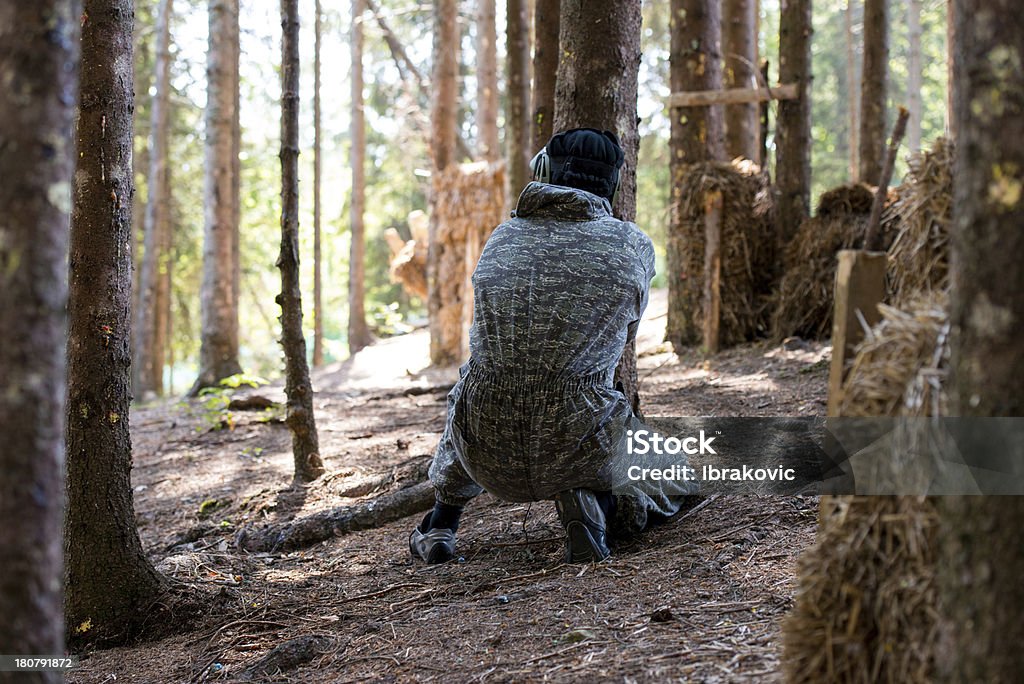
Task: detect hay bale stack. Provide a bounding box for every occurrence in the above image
[783,292,949,684]
[837,290,950,417]
[429,161,506,364]
[783,495,939,684]
[886,138,954,307]
[771,183,902,341]
[669,160,775,346]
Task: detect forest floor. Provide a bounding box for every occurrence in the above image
[68,290,830,683]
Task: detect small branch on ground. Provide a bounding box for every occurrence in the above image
[235,480,435,552]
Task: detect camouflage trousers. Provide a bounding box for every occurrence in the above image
[428,361,699,536]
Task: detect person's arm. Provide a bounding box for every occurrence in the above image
[625,230,656,344]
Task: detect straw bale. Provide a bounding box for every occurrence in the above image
[784,292,949,684]
[886,138,954,307]
[771,185,899,341]
[837,290,950,418]
[428,161,506,363]
[669,160,776,346]
[783,495,939,684]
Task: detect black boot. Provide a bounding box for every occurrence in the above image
[409,503,462,564]
[554,488,611,563]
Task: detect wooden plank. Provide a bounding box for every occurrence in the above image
[703,190,723,354]
[826,250,888,416]
[668,83,799,108]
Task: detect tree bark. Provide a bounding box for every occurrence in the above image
[938,4,1024,681]
[666,0,725,348]
[531,0,559,150]
[906,0,923,152]
[555,0,643,414]
[279,0,326,482]
[348,0,373,354]
[427,0,459,366]
[192,0,243,394]
[65,0,165,648]
[476,0,499,161]
[722,0,759,162]
[507,0,532,199]
[858,0,888,184]
[312,0,324,366]
[775,0,812,243]
[0,0,78,671]
[846,0,861,180]
[135,0,174,398]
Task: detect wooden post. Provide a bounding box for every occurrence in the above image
[703,190,724,354]
[667,83,798,108]
[826,249,887,415]
[759,60,770,169]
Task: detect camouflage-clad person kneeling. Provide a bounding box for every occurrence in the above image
[410,128,697,564]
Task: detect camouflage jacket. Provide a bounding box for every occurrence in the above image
[429,182,675,509]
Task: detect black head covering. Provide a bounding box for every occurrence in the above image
[546,128,625,201]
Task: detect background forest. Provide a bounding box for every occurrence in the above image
[139,0,949,391]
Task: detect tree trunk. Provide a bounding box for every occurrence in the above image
[531,0,559,150]
[858,0,888,184]
[192,0,243,394]
[476,0,499,161]
[906,0,923,152]
[65,0,165,648]
[279,0,326,482]
[945,0,955,139]
[427,0,459,366]
[722,0,759,162]
[507,0,532,199]
[775,0,812,243]
[554,0,644,414]
[938,4,1024,680]
[312,0,324,366]
[0,1,78,670]
[135,0,174,398]
[348,0,373,354]
[666,0,724,348]
[846,0,861,180]
[130,2,153,371]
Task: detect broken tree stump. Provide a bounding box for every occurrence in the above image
[826,249,887,416]
[235,480,435,553]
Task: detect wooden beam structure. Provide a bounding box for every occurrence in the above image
[667,83,799,108]
[826,250,887,416]
[702,190,723,354]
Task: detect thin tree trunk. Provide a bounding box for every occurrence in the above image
[945,0,955,139]
[846,0,861,180]
[348,0,373,354]
[65,0,165,648]
[427,0,459,366]
[507,0,532,199]
[938,10,1024,677]
[476,0,499,161]
[906,0,923,152]
[135,0,174,398]
[192,0,243,394]
[0,0,79,669]
[130,3,153,370]
[666,0,725,348]
[722,0,759,162]
[555,0,643,414]
[312,0,324,366]
[775,0,812,243]
[531,0,559,150]
[858,0,888,184]
[279,0,326,482]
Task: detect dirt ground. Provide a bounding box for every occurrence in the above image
[67,290,829,683]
